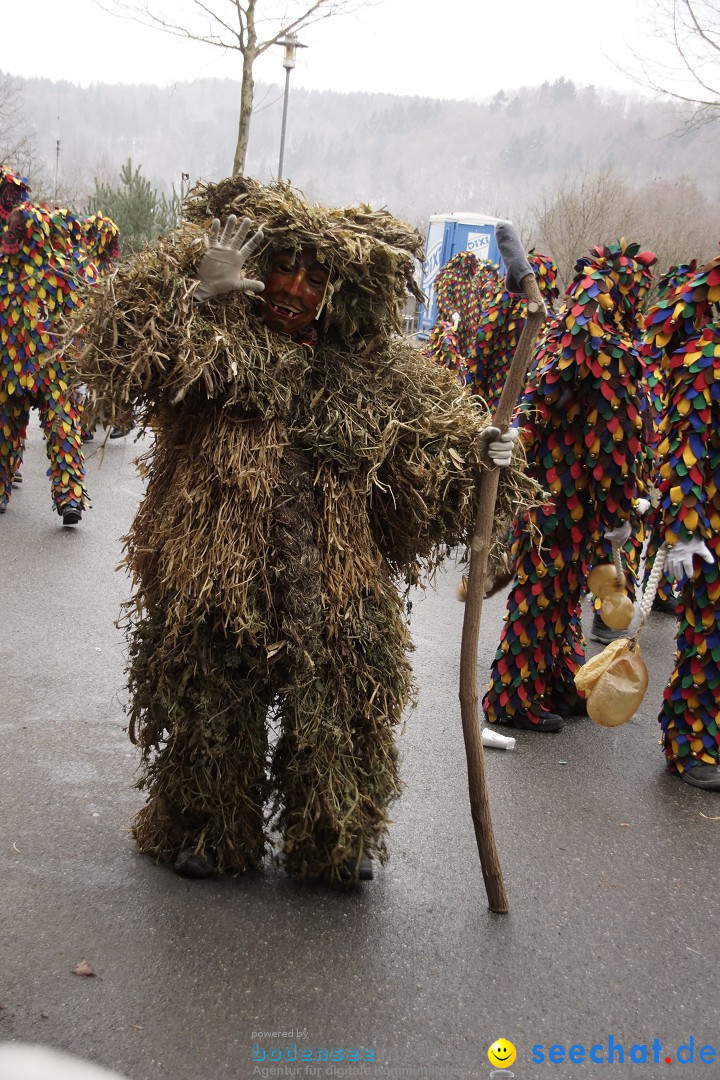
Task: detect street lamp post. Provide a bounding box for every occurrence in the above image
[277,32,307,181]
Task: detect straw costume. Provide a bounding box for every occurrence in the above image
[0,202,87,522]
[70,177,537,882]
[483,239,655,731]
[645,255,720,788]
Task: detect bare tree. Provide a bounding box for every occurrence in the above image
[529,169,640,289]
[0,73,35,174]
[529,167,720,294]
[630,0,720,129]
[94,0,372,175]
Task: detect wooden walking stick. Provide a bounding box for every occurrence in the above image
[459,222,547,913]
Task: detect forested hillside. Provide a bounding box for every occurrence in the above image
[5,72,720,278]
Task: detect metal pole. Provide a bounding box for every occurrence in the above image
[278,65,292,181]
[54,139,60,202]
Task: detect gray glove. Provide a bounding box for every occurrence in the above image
[604,521,631,545]
[480,425,520,468]
[195,215,265,302]
[495,221,533,294]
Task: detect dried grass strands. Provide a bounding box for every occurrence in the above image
[62,175,544,878]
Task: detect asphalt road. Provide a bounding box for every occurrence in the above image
[1,422,718,1080]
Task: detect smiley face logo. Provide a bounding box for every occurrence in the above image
[488,1039,516,1069]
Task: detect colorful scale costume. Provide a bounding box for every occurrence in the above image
[69,178,534,880]
[642,262,702,610]
[83,213,120,274]
[484,240,656,726]
[424,250,481,382]
[645,255,720,772]
[470,251,559,410]
[0,170,31,485]
[0,203,87,516]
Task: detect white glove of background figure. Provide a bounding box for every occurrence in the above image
[195,215,265,302]
[482,426,519,469]
[665,535,714,581]
[605,520,631,546]
[634,497,652,516]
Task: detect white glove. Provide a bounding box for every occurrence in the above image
[481,425,520,468]
[605,520,631,545]
[195,215,266,302]
[634,497,652,516]
[665,535,714,581]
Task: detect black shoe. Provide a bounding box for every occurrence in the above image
[552,689,588,718]
[652,596,678,616]
[337,854,374,882]
[81,433,94,443]
[678,762,720,791]
[61,506,82,526]
[12,470,22,485]
[0,499,6,514]
[503,710,563,733]
[589,611,625,645]
[109,424,134,439]
[173,845,218,879]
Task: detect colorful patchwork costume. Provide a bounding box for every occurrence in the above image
[470,251,559,410]
[484,240,655,730]
[641,262,701,614]
[0,202,87,522]
[424,250,481,383]
[645,255,720,781]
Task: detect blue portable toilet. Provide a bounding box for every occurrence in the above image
[416,211,509,337]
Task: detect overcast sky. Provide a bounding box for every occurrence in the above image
[5,0,665,102]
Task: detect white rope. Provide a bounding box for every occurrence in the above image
[612,540,624,584]
[628,541,669,639]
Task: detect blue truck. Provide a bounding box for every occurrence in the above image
[416,211,509,336]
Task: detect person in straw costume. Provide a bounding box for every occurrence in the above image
[69,176,534,884]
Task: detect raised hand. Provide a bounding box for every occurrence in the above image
[665,535,714,581]
[195,215,265,302]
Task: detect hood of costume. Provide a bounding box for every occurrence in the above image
[0,169,30,223]
[0,203,81,393]
[83,212,120,273]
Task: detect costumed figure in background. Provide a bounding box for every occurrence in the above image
[424,250,481,384]
[0,203,87,523]
[470,250,559,410]
[69,177,534,884]
[0,168,31,488]
[645,254,720,789]
[641,260,701,618]
[83,212,120,274]
[483,239,656,732]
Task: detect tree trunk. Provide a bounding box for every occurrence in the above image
[232,0,258,175]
